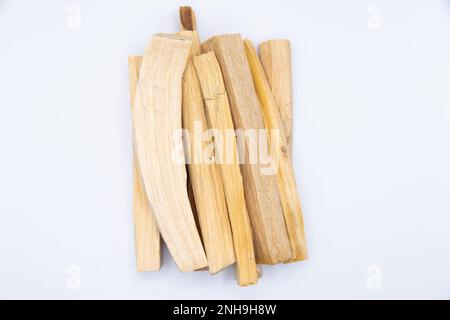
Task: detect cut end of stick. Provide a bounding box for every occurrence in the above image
[179,6,196,31]
[153,32,192,42]
[177,30,201,56]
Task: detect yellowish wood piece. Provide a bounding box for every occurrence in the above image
[180,30,235,274]
[128,55,161,272]
[259,40,294,155]
[133,34,207,272]
[193,51,259,285]
[202,34,292,264]
[186,170,201,238]
[178,10,201,227]
[244,40,308,262]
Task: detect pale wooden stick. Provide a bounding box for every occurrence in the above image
[128,56,161,271]
[202,34,292,264]
[259,40,293,154]
[193,51,259,285]
[133,34,207,272]
[244,40,308,262]
[180,30,235,273]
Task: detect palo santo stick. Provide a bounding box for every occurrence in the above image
[193,51,259,285]
[180,30,235,273]
[244,40,308,262]
[179,6,196,31]
[128,55,161,271]
[202,34,292,264]
[179,10,202,244]
[133,34,207,272]
[259,40,294,154]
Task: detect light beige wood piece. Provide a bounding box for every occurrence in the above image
[193,51,259,285]
[202,34,292,264]
[244,40,308,262]
[128,55,161,271]
[259,40,293,154]
[180,29,235,274]
[133,34,207,272]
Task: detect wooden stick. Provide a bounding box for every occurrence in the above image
[202,34,292,264]
[180,30,235,273]
[244,40,308,262]
[179,6,196,31]
[128,55,161,271]
[133,34,207,272]
[193,51,259,285]
[259,40,293,154]
[178,26,202,252]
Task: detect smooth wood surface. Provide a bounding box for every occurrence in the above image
[193,51,259,285]
[202,34,292,264]
[259,40,293,154]
[244,40,308,261]
[128,55,161,271]
[133,34,207,272]
[180,29,235,274]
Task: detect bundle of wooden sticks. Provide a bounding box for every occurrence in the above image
[128,6,307,286]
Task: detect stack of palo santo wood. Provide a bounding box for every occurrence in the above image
[128,6,307,286]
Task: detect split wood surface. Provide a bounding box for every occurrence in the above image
[259,40,294,154]
[202,34,292,264]
[193,51,259,285]
[244,40,308,261]
[133,34,207,272]
[180,26,236,273]
[128,56,161,271]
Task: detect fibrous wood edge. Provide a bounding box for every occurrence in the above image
[128,55,161,271]
[133,33,207,272]
[244,40,308,262]
[193,51,259,285]
[259,40,293,155]
[201,34,292,264]
[180,30,235,274]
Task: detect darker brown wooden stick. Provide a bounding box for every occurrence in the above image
[179,6,196,31]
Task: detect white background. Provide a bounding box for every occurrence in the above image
[1,0,449,299]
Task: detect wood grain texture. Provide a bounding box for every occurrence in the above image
[180,31,235,274]
[259,40,293,154]
[202,34,292,264]
[128,55,161,272]
[133,34,207,272]
[244,40,308,262]
[193,51,259,285]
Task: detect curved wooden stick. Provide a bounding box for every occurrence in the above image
[133,34,207,272]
